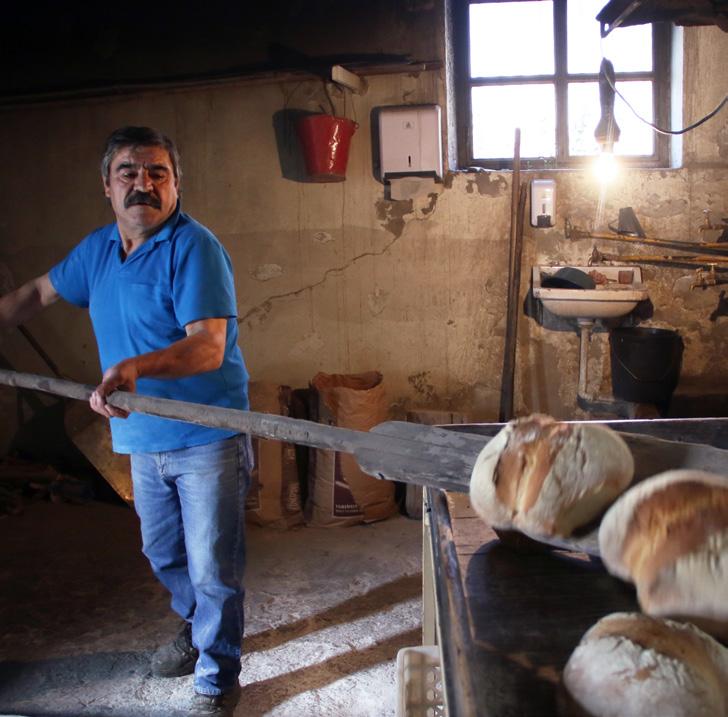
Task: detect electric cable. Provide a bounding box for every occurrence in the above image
[601,54,728,135]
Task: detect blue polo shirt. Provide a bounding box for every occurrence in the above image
[49,203,249,454]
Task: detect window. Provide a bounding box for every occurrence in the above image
[453,0,671,169]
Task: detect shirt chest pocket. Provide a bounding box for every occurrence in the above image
[124,283,181,340]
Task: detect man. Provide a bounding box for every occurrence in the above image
[0,126,250,716]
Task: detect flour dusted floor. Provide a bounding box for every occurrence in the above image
[0,499,422,716]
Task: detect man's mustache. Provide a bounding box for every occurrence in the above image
[125,191,161,209]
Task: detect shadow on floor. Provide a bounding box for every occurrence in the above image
[245,573,422,653]
[241,626,421,713]
[0,650,191,717]
[0,501,423,716]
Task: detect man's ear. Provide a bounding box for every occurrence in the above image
[103,177,111,198]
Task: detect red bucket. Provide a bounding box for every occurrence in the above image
[296,115,358,182]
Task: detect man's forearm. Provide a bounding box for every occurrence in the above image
[125,328,225,380]
[90,318,227,419]
[0,274,59,328]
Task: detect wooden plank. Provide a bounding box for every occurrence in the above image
[64,401,133,504]
[451,517,495,556]
[446,494,490,555]
[445,492,473,518]
[331,64,367,94]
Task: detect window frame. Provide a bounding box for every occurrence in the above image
[453,0,671,170]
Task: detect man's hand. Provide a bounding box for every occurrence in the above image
[89,318,226,420]
[90,360,139,419]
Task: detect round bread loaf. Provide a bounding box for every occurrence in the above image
[561,612,728,717]
[599,469,728,640]
[469,414,634,538]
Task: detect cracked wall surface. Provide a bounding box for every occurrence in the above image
[0,27,727,457]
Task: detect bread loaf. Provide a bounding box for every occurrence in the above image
[561,612,728,717]
[469,414,634,538]
[599,469,728,640]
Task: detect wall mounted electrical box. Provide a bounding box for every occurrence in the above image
[378,105,443,182]
[531,179,556,228]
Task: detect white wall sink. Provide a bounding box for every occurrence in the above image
[532,265,649,320]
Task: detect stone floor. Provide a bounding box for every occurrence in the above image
[0,497,422,717]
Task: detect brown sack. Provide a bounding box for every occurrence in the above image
[305,371,397,527]
[245,382,304,529]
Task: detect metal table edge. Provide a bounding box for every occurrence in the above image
[426,487,487,717]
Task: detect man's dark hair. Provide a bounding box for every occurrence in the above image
[101,126,181,184]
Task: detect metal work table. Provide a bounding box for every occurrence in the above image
[418,417,728,716]
[422,489,640,717]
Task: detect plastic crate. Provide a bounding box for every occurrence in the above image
[396,645,446,717]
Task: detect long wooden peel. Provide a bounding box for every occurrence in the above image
[0,369,489,493]
[2,368,728,553]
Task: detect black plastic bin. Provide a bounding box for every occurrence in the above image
[609,327,684,407]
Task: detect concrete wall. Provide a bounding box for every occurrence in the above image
[1,26,727,459]
[525,26,728,416]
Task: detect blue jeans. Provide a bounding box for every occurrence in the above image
[130,434,252,695]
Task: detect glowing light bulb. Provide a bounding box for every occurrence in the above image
[593,152,619,184]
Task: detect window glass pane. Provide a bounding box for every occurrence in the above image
[472,84,556,159]
[470,1,554,77]
[568,81,655,156]
[613,81,655,155]
[568,0,652,74]
[604,25,653,73]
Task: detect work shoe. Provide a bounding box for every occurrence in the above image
[191,683,241,717]
[151,621,198,677]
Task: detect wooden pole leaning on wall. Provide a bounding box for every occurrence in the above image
[499,128,523,423]
[508,128,521,296]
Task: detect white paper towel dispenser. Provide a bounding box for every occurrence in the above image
[378,105,443,182]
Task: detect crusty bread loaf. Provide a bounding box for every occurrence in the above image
[599,469,728,640]
[561,612,728,717]
[469,414,634,538]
